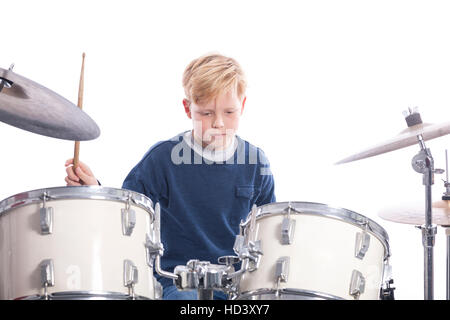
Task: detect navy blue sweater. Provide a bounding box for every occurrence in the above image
[122,132,276,288]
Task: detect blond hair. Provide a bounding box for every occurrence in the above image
[182,53,247,104]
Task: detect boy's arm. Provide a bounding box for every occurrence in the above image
[122,158,168,207]
[255,165,276,206]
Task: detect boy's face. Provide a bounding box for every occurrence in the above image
[183,90,246,150]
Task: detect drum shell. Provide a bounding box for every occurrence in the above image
[237,202,390,300]
[0,187,157,300]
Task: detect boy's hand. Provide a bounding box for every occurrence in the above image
[65,158,99,186]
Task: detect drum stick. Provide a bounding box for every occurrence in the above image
[73,53,85,172]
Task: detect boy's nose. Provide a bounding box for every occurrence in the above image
[213,115,224,128]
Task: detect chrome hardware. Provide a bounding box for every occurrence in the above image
[174,259,230,294]
[417,224,438,247]
[40,259,54,299]
[152,202,179,281]
[40,192,53,235]
[233,206,264,273]
[248,204,259,242]
[234,238,262,272]
[382,260,393,286]
[145,202,164,267]
[442,150,450,200]
[154,280,163,300]
[349,270,365,299]
[218,255,240,267]
[275,256,290,283]
[355,231,370,259]
[281,217,296,245]
[403,107,422,127]
[204,266,224,289]
[123,260,138,298]
[247,240,262,271]
[0,64,14,92]
[233,235,245,254]
[145,233,164,268]
[121,194,136,236]
[281,203,296,245]
[380,260,395,300]
[174,263,200,290]
[144,202,164,268]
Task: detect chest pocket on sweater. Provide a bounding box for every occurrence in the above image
[235,185,260,201]
[233,185,260,225]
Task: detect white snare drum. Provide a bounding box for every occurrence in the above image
[0,186,162,300]
[235,202,392,300]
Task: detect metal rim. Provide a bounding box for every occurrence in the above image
[16,290,152,300]
[240,201,391,259]
[0,186,154,220]
[235,288,345,300]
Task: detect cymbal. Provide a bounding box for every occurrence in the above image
[336,121,450,165]
[0,67,100,141]
[378,200,450,226]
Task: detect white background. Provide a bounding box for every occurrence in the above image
[1,0,450,300]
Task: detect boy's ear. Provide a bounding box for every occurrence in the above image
[183,99,192,119]
[240,96,247,115]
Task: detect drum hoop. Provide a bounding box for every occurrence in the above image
[235,288,346,300]
[240,201,391,259]
[0,186,154,220]
[17,290,152,300]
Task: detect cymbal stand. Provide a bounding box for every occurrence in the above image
[406,109,438,300]
[441,149,450,300]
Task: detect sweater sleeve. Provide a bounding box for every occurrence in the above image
[122,147,168,207]
[255,149,276,206]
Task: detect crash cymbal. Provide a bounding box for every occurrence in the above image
[335,121,450,165]
[0,66,100,141]
[379,200,450,226]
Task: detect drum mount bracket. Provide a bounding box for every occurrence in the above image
[173,259,235,300]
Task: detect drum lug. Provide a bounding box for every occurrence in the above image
[40,192,53,235]
[40,259,54,299]
[355,231,370,259]
[275,256,290,283]
[124,260,139,298]
[281,217,296,245]
[121,195,136,236]
[40,207,54,235]
[349,270,365,299]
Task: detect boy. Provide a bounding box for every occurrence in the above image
[65,53,276,299]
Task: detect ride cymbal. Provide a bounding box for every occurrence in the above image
[336,121,450,165]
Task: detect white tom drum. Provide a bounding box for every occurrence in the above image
[234,202,393,300]
[0,186,162,300]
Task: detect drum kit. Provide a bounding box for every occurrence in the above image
[1,58,450,300]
